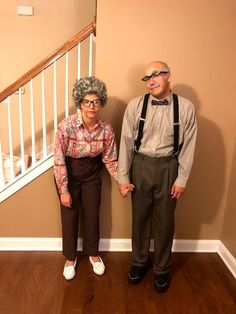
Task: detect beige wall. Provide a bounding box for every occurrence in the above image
[0,168,61,236]
[221,135,236,258]
[0,1,95,154]
[1,0,236,257]
[95,0,236,242]
[0,0,96,235]
[0,0,95,90]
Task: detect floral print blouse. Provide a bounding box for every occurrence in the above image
[54,110,118,193]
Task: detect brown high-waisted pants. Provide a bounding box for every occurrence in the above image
[56,155,103,261]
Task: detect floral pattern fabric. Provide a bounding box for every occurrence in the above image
[54,110,118,193]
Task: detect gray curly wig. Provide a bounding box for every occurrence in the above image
[72,76,108,108]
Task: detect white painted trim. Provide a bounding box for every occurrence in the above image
[0,238,219,253]
[99,238,132,252]
[172,239,219,252]
[1,238,235,278]
[218,241,236,279]
[0,237,62,251]
[0,155,53,203]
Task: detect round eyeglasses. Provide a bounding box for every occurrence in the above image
[82,99,102,107]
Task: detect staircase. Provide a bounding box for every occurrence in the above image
[0,18,96,203]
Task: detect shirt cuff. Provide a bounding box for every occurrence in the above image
[60,186,69,194]
[117,174,130,184]
[113,173,118,182]
[174,176,187,188]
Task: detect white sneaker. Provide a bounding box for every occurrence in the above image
[63,258,77,280]
[89,256,105,275]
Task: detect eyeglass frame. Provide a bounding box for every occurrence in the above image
[81,98,102,107]
[141,71,170,82]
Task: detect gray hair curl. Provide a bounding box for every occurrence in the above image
[72,76,108,107]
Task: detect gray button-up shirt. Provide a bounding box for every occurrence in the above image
[118,93,197,188]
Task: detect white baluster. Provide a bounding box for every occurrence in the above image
[41,71,47,159]
[77,43,81,80]
[53,61,58,135]
[18,87,25,173]
[7,97,14,180]
[0,131,4,188]
[89,34,93,76]
[30,79,36,165]
[65,52,69,118]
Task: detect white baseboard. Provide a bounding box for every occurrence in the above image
[218,241,236,279]
[0,238,218,252]
[0,238,235,278]
[172,239,219,252]
[0,237,63,251]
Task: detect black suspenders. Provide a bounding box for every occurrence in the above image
[134,93,150,152]
[134,93,180,155]
[172,93,180,155]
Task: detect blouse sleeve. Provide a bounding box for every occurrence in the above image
[54,124,69,193]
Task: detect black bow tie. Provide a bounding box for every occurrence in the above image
[151,99,168,106]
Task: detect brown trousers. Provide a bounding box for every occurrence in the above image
[131,153,178,275]
[56,155,103,261]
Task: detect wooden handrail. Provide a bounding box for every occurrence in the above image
[0,17,96,102]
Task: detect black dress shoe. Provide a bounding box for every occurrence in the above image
[128,266,148,284]
[154,273,170,293]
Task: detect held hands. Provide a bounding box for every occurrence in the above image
[60,185,183,203]
[60,192,72,208]
[118,183,134,198]
[171,184,185,199]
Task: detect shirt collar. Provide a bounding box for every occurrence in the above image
[76,109,106,129]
